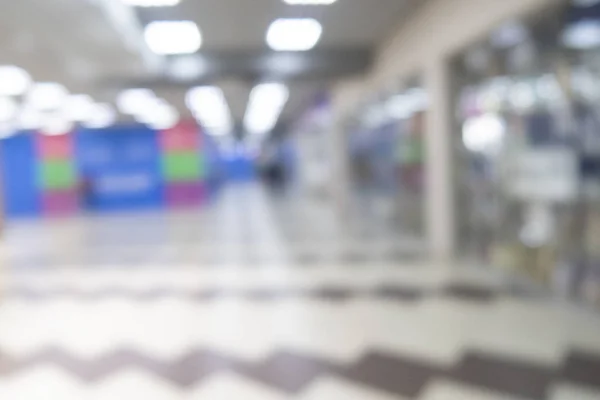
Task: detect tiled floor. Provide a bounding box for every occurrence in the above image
[0,185,599,399]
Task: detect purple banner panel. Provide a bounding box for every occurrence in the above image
[166,182,205,208]
[42,190,80,216]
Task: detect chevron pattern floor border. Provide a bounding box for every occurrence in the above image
[1,187,600,399]
[1,347,599,398]
[4,282,499,302]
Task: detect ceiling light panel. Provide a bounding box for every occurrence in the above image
[0,66,31,96]
[121,0,180,6]
[17,108,43,130]
[267,19,323,51]
[136,98,179,130]
[26,82,69,111]
[40,113,75,136]
[244,83,289,135]
[186,86,232,136]
[167,56,206,81]
[144,21,202,55]
[117,88,156,115]
[83,103,117,129]
[283,0,337,4]
[64,94,95,122]
[0,97,18,122]
[563,20,600,49]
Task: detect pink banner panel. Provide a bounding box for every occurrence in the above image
[159,120,201,152]
[166,182,205,207]
[36,133,74,160]
[42,190,80,216]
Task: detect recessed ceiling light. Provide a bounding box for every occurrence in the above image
[144,21,202,55]
[83,103,117,129]
[0,97,18,122]
[121,0,180,6]
[40,113,75,136]
[0,66,31,96]
[244,83,289,135]
[563,20,600,49]
[64,94,95,122]
[135,98,179,130]
[491,21,529,48]
[167,56,206,81]
[283,0,337,4]
[573,0,600,7]
[267,19,323,51]
[117,89,156,115]
[26,82,69,111]
[186,86,232,135]
[0,122,17,139]
[16,108,43,130]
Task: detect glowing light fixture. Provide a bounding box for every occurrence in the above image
[0,123,16,139]
[121,0,180,6]
[573,0,600,6]
[64,94,95,122]
[509,81,536,111]
[40,113,75,136]
[244,83,289,135]
[491,21,529,48]
[386,88,428,119]
[83,103,117,129]
[266,19,322,51]
[16,108,43,130]
[186,86,232,135]
[26,82,69,111]
[462,113,505,154]
[0,66,31,96]
[117,88,156,115]
[135,98,179,130]
[0,97,18,122]
[167,56,206,81]
[283,0,337,4]
[144,21,202,55]
[563,20,600,49]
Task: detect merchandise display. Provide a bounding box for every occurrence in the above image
[453,2,600,310]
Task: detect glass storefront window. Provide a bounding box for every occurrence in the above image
[453,1,600,310]
[344,82,428,243]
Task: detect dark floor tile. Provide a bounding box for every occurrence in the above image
[164,350,237,386]
[0,352,19,375]
[561,350,600,390]
[192,289,225,300]
[373,285,424,302]
[293,253,322,266]
[236,351,336,393]
[442,283,497,302]
[384,249,421,263]
[306,286,357,301]
[339,252,370,266]
[242,288,290,300]
[449,352,554,399]
[341,351,439,397]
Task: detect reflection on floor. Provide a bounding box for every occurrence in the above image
[0,185,599,399]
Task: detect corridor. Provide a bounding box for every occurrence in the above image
[0,186,599,399]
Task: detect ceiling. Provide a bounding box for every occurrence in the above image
[0,0,416,130]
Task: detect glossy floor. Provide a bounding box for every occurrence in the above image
[0,185,599,399]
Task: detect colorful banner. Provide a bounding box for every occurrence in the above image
[36,133,79,216]
[159,121,205,207]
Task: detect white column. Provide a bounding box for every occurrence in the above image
[329,116,352,218]
[425,59,455,262]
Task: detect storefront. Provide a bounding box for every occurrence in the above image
[345,82,428,238]
[453,0,600,309]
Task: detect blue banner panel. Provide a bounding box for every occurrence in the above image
[0,132,41,217]
[75,126,164,211]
